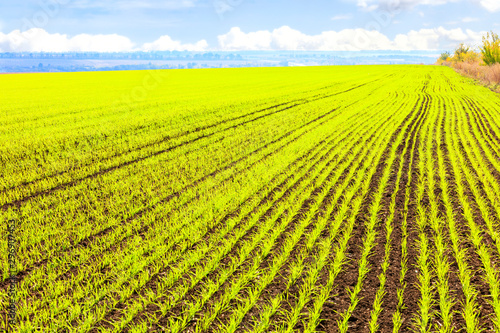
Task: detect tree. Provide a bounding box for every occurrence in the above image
[454,43,470,62]
[480,31,500,65]
[440,51,451,61]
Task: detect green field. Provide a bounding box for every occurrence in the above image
[1,65,500,332]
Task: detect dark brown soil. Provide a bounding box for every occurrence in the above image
[122,81,394,332]
[438,97,497,331]
[1,103,343,295]
[228,96,398,333]
[9,72,500,332]
[316,95,427,333]
[373,95,429,333]
[90,107,358,331]
[2,78,380,210]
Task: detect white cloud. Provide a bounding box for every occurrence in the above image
[0,26,487,53]
[0,28,135,52]
[217,27,273,51]
[142,35,208,51]
[447,18,478,25]
[462,17,479,22]
[356,0,457,11]
[218,26,392,51]
[0,28,208,52]
[356,0,500,12]
[217,26,486,51]
[331,14,353,20]
[393,27,484,49]
[69,0,197,10]
[479,0,500,12]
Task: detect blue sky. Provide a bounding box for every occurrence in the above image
[0,0,498,52]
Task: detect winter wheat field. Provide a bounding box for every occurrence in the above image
[2,65,500,332]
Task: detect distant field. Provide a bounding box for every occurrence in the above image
[2,65,500,332]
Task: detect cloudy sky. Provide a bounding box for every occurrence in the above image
[0,0,498,52]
